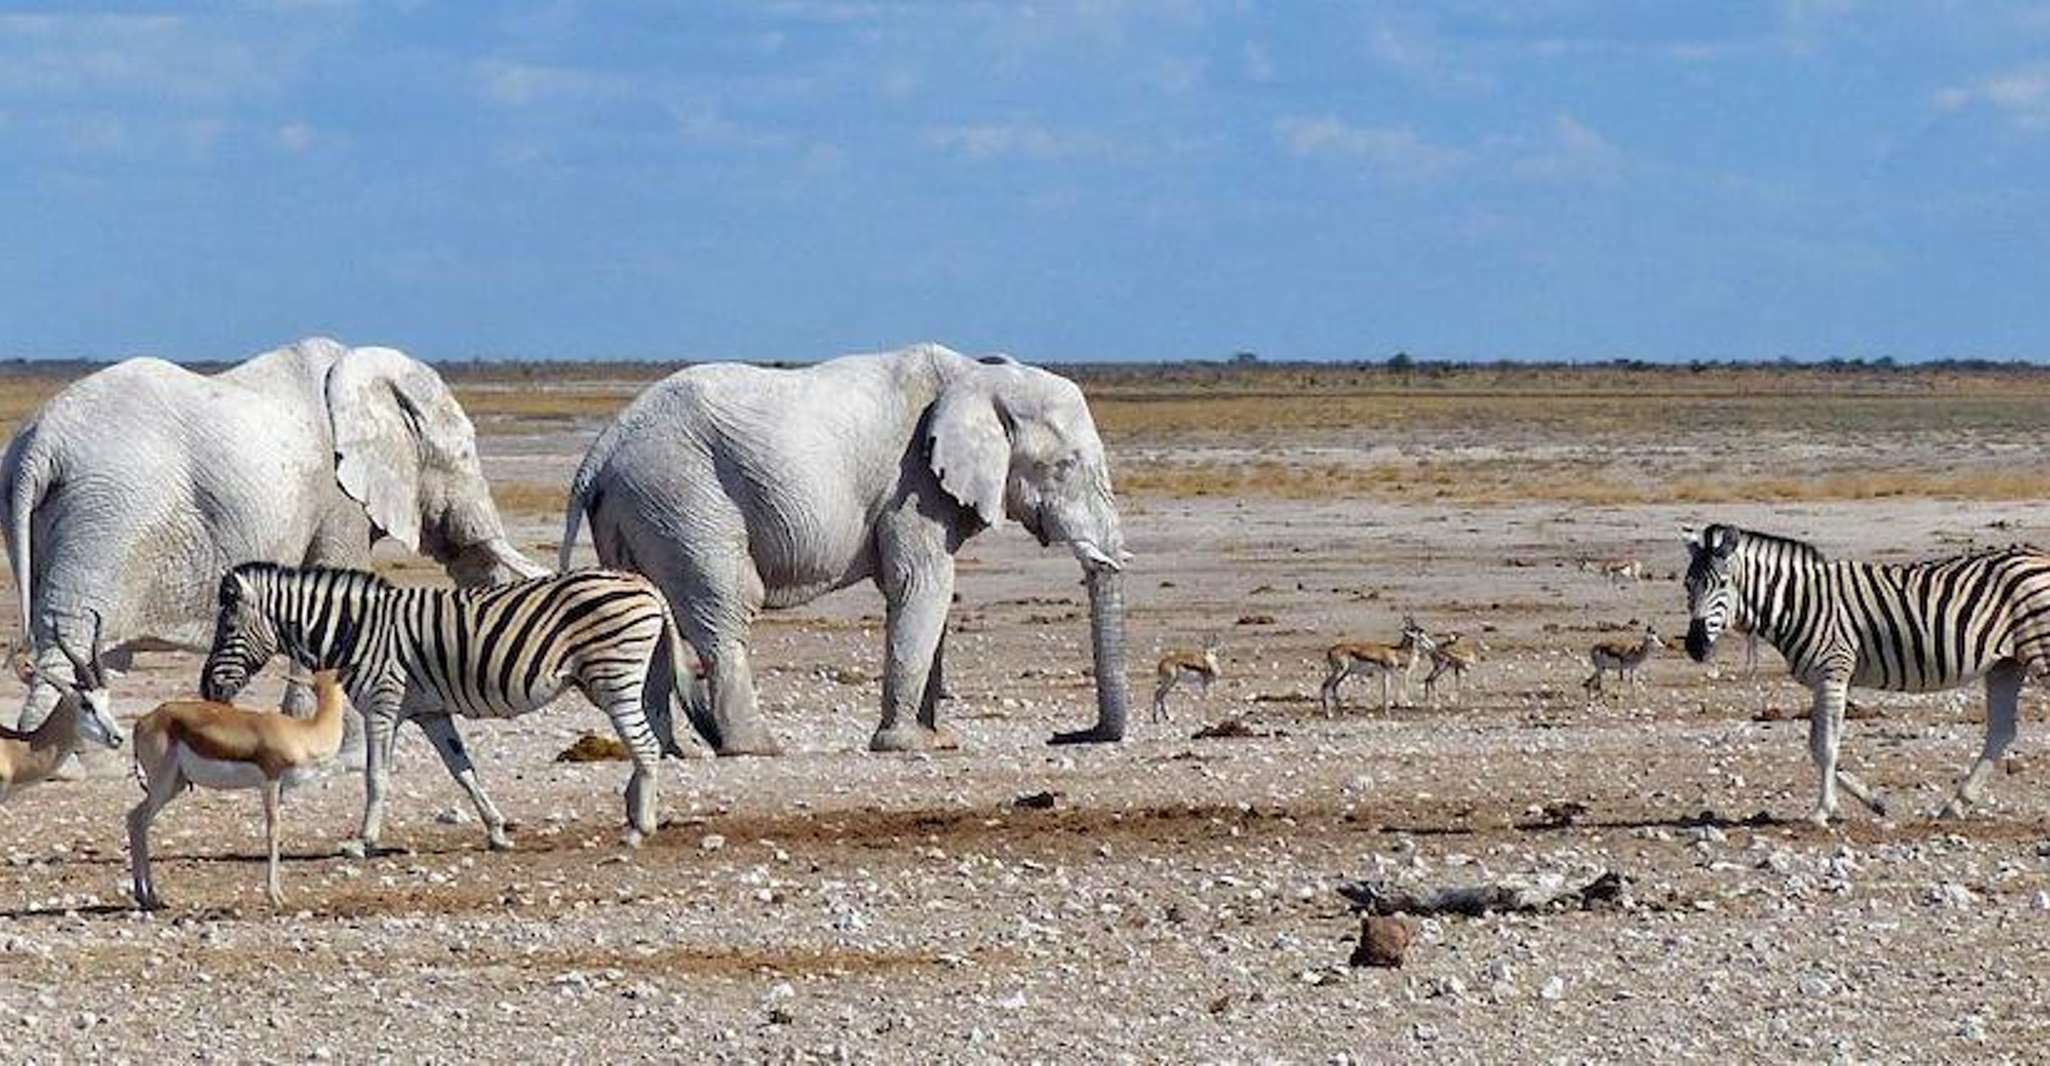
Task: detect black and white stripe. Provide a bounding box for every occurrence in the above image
[203,562,687,850]
[1682,523,2050,824]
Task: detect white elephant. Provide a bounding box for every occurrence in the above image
[1,336,547,729]
[559,342,1132,754]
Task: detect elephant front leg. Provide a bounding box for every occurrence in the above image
[416,715,513,850]
[872,567,958,753]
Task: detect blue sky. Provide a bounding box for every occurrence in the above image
[3,1,2048,362]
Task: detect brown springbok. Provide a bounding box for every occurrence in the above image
[1319,617,1435,714]
[1,617,125,801]
[1152,638,1222,722]
[1583,625,1663,697]
[1421,631,1482,708]
[128,669,350,910]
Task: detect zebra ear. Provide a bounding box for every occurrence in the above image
[1710,526,1738,557]
[1677,525,1700,547]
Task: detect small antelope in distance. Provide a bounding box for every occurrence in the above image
[2,616,125,801]
[1320,617,1435,715]
[1152,637,1222,723]
[128,669,350,910]
[1580,557,1644,587]
[1422,631,1482,708]
[1583,625,1663,696]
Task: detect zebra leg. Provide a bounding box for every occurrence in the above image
[342,707,404,859]
[1805,678,1850,826]
[415,714,513,851]
[1941,660,2024,819]
[603,703,664,847]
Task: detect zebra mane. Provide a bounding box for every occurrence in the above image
[223,561,393,603]
[1723,525,1827,563]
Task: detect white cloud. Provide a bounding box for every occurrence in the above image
[924,121,1112,162]
[1936,62,2050,131]
[276,120,316,153]
[671,100,789,149]
[0,13,295,101]
[1366,19,1492,92]
[1244,40,1274,83]
[1273,115,1468,183]
[1510,113,1626,186]
[473,59,629,106]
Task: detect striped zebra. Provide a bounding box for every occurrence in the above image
[201,563,691,854]
[1681,523,2050,826]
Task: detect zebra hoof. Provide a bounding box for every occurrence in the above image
[337,839,369,860]
[622,828,645,849]
[486,831,515,852]
[1936,800,1967,820]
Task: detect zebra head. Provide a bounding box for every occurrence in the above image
[202,565,282,702]
[1680,524,1742,663]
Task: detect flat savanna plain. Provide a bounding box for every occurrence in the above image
[7,363,2050,1062]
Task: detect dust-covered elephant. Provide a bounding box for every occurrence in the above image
[560,342,1131,755]
[1,336,547,730]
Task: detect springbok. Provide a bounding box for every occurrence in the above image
[1421,631,1482,708]
[127,669,350,909]
[1152,637,1222,722]
[1,616,125,801]
[1319,617,1435,714]
[1583,625,1663,697]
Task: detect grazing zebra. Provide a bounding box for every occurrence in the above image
[1681,523,2050,825]
[201,563,691,854]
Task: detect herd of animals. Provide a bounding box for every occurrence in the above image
[2,336,2048,911]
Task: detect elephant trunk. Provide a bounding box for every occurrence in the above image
[1050,563,1129,745]
[443,536,551,587]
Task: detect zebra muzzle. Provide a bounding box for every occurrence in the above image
[1684,621,1714,663]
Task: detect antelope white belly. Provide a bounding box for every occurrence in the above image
[174,753,332,791]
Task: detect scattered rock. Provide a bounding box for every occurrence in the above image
[1349,915,1414,968]
[1013,790,1060,811]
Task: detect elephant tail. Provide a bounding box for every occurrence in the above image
[558,415,627,571]
[2,428,51,640]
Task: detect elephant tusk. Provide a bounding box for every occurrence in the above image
[1070,541,1122,571]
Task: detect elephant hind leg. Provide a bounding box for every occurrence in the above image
[698,639,782,756]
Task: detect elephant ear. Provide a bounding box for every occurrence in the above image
[926,375,1012,527]
[325,346,474,552]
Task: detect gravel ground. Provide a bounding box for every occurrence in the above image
[9,420,2050,1062]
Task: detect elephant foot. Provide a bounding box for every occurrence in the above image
[711,724,784,758]
[869,724,958,753]
[1048,723,1125,746]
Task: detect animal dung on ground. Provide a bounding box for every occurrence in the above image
[1349,915,1416,968]
[1191,718,1287,740]
[1235,614,1277,626]
[555,733,631,762]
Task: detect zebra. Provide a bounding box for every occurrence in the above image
[201,562,693,854]
[1681,523,2050,826]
